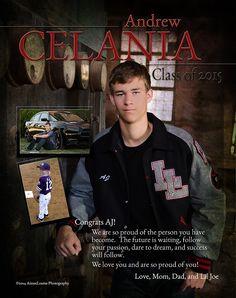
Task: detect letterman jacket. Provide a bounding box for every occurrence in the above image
[69,113,225,273]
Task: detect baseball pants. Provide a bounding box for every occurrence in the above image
[38,193,51,219]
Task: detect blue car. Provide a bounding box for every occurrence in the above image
[25,111,91,149]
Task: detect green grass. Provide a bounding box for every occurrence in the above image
[19,138,90,155]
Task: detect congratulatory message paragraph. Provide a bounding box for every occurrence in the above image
[79,219,211,278]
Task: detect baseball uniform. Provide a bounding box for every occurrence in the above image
[36,162,52,221]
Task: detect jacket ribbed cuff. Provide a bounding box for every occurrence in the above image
[56,217,80,233]
[187,255,212,274]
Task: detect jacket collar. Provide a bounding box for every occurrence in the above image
[109,112,173,152]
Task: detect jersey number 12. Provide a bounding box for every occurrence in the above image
[46,179,52,191]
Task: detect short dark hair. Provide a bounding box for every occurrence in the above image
[45,121,51,126]
[109,61,151,93]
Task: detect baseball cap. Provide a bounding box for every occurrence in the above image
[37,162,50,170]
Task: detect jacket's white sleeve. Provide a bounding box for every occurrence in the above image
[189,140,226,260]
[69,158,95,221]
[68,129,111,222]
[165,124,226,261]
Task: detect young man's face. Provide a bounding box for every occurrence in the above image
[110,77,153,124]
[45,124,51,132]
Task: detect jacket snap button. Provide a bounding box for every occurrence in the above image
[124,225,127,229]
[125,201,128,204]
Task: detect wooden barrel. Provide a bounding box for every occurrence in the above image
[73,52,90,90]
[6,28,45,86]
[89,60,107,92]
[46,44,76,90]
[23,31,45,84]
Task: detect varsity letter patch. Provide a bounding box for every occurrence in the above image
[151,160,189,200]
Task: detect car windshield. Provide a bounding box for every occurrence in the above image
[51,112,83,122]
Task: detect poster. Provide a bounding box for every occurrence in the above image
[1,1,235,297]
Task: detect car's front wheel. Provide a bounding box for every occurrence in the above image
[54,130,64,149]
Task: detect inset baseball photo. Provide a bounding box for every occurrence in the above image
[18,107,92,155]
[18,158,70,225]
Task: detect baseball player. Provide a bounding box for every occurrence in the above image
[35,162,52,222]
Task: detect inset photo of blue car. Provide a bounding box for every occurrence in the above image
[18,108,92,155]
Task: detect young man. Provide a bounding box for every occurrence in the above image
[27,122,57,151]
[55,61,225,297]
[36,162,52,222]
